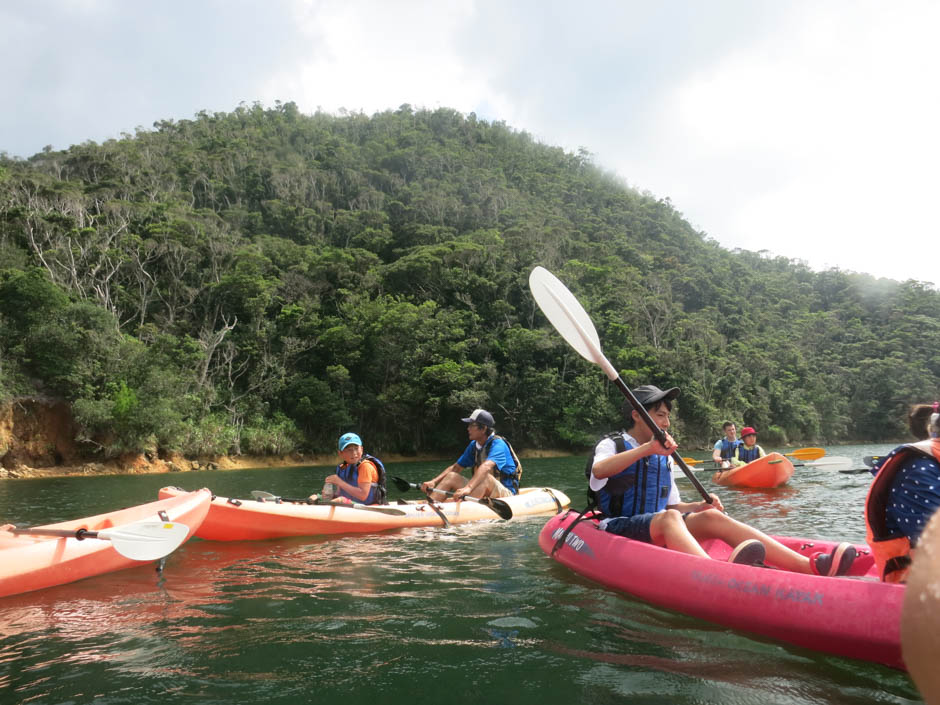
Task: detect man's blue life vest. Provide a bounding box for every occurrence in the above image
[584,432,672,517]
[475,435,522,494]
[336,454,388,505]
[719,438,742,460]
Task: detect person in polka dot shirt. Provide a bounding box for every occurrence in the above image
[865,403,940,583]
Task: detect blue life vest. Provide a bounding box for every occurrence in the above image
[475,435,522,494]
[336,454,388,505]
[737,445,761,463]
[588,432,672,517]
[719,438,742,460]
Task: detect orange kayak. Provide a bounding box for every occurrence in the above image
[711,452,795,488]
[159,485,570,541]
[0,488,211,598]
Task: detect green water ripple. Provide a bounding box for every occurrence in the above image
[0,448,923,704]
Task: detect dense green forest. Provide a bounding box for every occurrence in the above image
[0,102,937,460]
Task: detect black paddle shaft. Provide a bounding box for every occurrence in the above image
[391,477,512,520]
[613,377,712,503]
[12,527,99,539]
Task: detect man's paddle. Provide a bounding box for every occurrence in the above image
[390,477,513,520]
[679,458,726,472]
[852,455,889,475]
[528,266,711,502]
[10,520,190,561]
[791,456,853,471]
[785,447,826,461]
[249,490,407,516]
[251,490,316,504]
[421,497,452,527]
[686,448,824,466]
[682,457,729,470]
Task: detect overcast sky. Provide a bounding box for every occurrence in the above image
[3,0,937,287]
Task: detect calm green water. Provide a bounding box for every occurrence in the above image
[0,444,923,704]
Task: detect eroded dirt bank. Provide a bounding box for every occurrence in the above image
[0,398,568,480]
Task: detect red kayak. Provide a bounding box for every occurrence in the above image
[0,488,211,598]
[539,511,905,670]
[712,452,795,488]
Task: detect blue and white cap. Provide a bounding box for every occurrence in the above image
[461,409,495,428]
[338,432,362,450]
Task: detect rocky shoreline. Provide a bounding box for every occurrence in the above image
[0,448,574,480]
[0,397,445,480]
[0,451,339,480]
[0,397,577,481]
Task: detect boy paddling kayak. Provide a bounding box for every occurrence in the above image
[589,385,857,576]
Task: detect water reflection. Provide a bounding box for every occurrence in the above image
[0,450,923,704]
[728,485,798,515]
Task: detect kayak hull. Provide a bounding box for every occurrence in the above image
[159,485,570,541]
[712,452,794,488]
[539,511,905,670]
[0,488,211,599]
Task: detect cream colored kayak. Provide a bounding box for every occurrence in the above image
[158,486,570,541]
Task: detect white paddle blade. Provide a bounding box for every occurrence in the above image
[98,521,190,561]
[803,456,853,471]
[251,490,277,500]
[528,267,618,380]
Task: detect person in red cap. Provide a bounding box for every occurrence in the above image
[730,426,765,466]
[420,409,522,501]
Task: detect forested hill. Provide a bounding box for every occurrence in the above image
[0,102,937,461]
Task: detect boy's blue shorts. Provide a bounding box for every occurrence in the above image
[598,513,656,542]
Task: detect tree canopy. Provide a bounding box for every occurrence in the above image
[1,102,937,459]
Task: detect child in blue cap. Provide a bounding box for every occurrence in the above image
[311,432,388,505]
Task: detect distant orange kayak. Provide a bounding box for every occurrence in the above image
[711,452,795,488]
[0,488,211,598]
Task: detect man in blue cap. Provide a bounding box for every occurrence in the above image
[420,409,521,501]
[312,432,388,505]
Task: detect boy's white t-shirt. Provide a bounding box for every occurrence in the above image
[589,432,680,506]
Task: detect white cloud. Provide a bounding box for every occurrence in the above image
[621,2,940,284]
[0,0,315,155]
[263,0,509,119]
[1,0,937,286]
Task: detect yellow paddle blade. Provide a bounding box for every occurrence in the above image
[785,447,826,461]
[682,457,704,465]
